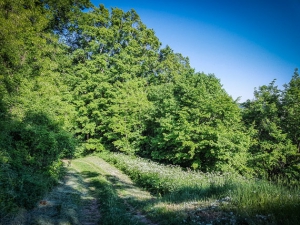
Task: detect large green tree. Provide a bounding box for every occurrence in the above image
[242,79,299,180]
[142,47,250,173]
[67,5,160,153]
[146,74,250,172]
[282,69,300,151]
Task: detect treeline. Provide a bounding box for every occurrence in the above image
[0,0,299,216]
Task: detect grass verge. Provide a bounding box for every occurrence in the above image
[98,152,300,225]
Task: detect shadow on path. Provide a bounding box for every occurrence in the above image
[10,167,101,225]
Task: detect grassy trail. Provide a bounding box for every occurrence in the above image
[10,156,156,225]
[71,156,157,225]
[9,154,299,224]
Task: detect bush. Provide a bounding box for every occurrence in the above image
[0,111,74,217]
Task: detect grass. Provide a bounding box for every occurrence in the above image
[6,153,298,224]
[1,164,101,225]
[71,157,153,225]
[98,151,300,225]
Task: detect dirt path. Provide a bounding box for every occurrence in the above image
[72,156,158,225]
[9,163,101,225]
[11,156,156,225]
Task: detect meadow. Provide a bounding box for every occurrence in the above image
[97,152,300,225]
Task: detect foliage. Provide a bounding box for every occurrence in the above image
[0,0,90,94]
[242,78,300,181]
[0,0,89,217]
[282,69,300,150]
[67,5,160,154]
[104,78,153,153]
[143,71,250,173]
[0,112,74,216]
[65,5,252,175]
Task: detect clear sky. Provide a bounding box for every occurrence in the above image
[91,0,300,102]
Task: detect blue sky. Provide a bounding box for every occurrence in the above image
[91,0,299,102]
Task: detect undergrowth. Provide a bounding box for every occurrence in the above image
[0,112,75,221]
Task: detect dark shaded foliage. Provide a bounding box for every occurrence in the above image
[0,111,74,216]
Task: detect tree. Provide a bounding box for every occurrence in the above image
[0,0,90,94]
[282,68,300,151]
[67,5,160,153]
[104,78,153,154]
[143,55,250,173]
[242,80,299,180]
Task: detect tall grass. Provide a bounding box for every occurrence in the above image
[99,152,300,225]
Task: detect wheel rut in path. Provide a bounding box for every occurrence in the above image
[73,156,158,225]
